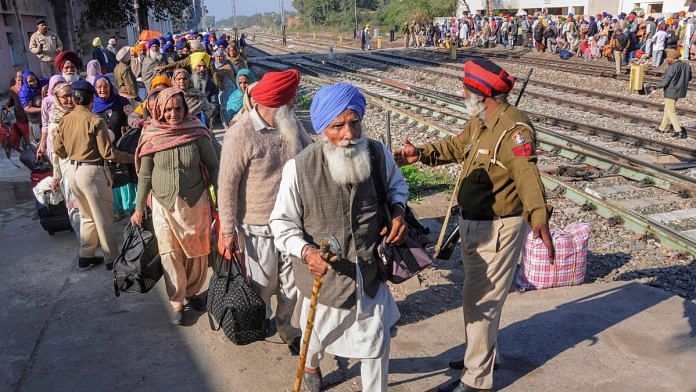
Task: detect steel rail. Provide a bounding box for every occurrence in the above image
[290,54,696,161]
[368,51,696,118]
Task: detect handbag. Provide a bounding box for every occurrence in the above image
[368,142,432,284]
[206,247,267,345]
[113,209,163,296]
[115,127,141,155]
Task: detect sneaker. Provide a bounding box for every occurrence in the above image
[170,309,184,325]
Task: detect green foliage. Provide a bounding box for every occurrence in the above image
[372,0,454,26]
[216,12,298,29]
[80,0,191,30]
[400,165,453,202]
[296,94,313,110]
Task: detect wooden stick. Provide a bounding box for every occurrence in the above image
[292,275,324,392]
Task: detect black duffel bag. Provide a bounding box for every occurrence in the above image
[113,210,163,296]
[206,247,266,345]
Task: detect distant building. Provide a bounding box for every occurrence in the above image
[458,0,693,17]
[0,0,173,94]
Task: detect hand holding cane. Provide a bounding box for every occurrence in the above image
[293,236,341,392]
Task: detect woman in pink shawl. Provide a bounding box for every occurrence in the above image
[37,75,66,158]
[85,59,102,85]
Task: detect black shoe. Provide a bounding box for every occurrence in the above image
[675,130,687,139]
[187,296,206,311]
[303,369,322,392]
[448,359,499,370]
[288,336,301,356]
[78,257,91,268]
[170,309,184,325]
[89,256,104,266]
[653,127,665,133]
[105,262,114,271]
[438,380,491,392]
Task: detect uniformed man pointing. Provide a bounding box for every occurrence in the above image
[394,58,555,392]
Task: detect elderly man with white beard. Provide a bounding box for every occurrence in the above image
[218,69,312,355]
[142,39,165,93]
[269,82,409,392]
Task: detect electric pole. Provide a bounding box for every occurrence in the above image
[354,0,358,39]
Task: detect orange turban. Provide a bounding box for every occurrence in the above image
[150,75,173,90]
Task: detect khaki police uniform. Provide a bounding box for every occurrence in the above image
[418,102,550,390]
[53,105,133,264]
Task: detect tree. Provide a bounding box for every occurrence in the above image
[80,0,192,31]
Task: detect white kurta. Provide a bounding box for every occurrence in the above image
[269,143,408,359]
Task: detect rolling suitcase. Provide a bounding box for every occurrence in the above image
[36,196,73,235]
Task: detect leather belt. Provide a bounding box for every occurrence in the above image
[459,210,521,221]
[71,160,105,166]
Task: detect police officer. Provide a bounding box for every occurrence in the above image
[394,58,555,392]
[53,80,134,270]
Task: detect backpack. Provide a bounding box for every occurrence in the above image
[113,212,163,296]
[559,50,572,59]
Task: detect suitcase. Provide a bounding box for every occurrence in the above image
[36,194,73,235]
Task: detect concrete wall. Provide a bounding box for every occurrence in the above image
[621,0,692,15]
[0,0,58,92]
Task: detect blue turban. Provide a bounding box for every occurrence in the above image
[190,29,198,36]
[175,39,187,50]
[146,38,159,49]
[310,83,366,134]
[162,42,173,53]
[216,38,229,48]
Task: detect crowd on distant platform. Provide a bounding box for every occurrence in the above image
[400,10,695,67]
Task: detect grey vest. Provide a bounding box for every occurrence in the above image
[292,140,386,309]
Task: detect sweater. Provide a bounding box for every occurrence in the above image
[218,111,312,234]
[136,137,219,211]
[657,60,692,100]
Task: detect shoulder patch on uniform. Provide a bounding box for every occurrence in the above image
[512,131,526,146]
[513,142,533,157]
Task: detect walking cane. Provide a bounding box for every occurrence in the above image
[292,236,341,392]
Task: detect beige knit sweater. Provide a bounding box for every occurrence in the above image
[218,111,312,234]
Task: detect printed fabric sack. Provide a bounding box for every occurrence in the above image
[516,221,591,291]
[206,247,267,345]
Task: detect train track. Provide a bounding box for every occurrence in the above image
[248,35,696,141]
[247,47,696,255]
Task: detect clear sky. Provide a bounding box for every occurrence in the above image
[206,0,296,18]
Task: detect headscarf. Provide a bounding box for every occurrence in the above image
[116,46,131,62]
[19,71,46,108]
[190,52,210,68]
[227,69,254,115]
[309,83,366,134]
[150,75,173,90]
[55,51,82,71]
[85,60,102,85]
[213,49,227,68]
[189,39,205,52]
[48,82,72,132]
[44,75,67,107]
[250,69,300,108]
[135,87,210,171]
[92,75,130,114]
[173,68,208,115]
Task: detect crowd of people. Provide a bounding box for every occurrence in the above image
[400,10,695,68]
[4,11,688,392]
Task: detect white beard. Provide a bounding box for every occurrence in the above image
[464,94,487,121]
[321,136,371,185]
[275,105,304,150]
[62,72,79,83]
[148,50,162,61]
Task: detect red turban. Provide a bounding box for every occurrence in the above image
[463,59,514,97]
[55,51,83,71]
[251,69,300,108]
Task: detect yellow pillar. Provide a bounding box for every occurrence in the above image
[296,31,299,37]
[450,43,457,60]
[339,36,343,44]
[313,32,316,40]
[377,37,382,49]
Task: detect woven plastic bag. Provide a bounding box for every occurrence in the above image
[516,221,591,291]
